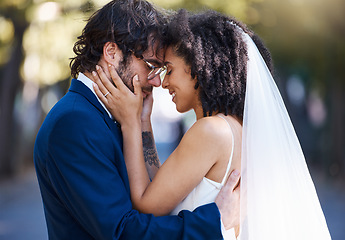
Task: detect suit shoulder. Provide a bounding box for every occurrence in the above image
[47,92,101,123]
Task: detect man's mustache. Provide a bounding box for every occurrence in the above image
[110,70,153,93]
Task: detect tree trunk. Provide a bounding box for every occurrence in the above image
[0,22,26,178]
[330,78,345,177]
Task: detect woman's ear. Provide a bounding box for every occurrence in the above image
[103,42,121,65]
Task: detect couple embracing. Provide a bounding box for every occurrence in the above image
[34,0,331,239]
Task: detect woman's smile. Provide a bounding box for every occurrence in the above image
[169,90,176,102]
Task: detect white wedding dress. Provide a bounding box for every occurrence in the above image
[171,21,331,240]
[170,115,237,240]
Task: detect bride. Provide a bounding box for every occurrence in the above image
[93,9,331,240]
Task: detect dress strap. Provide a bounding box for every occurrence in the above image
[217,114,235,186]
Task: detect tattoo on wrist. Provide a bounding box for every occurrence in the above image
[142,131,160,168]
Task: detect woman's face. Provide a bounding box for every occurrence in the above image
[162,47,199,113]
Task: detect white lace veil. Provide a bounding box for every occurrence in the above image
[234,24,332,239]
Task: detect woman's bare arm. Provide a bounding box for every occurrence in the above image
[92,65,230,216]
[121,118,226,216]
[141,106,160,179]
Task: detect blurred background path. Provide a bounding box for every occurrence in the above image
[0,169,47,240]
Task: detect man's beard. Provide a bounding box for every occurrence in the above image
[115,58,134,92]
[114,57,153,96]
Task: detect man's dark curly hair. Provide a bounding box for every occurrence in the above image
[164,10,273,120]
[70,0,167,79]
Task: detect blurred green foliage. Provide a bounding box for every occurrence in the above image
[0,0,344,178]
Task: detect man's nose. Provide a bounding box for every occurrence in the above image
[148,75,162,87]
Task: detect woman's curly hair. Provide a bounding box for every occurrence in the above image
[164,10,273,120]
[70,0,167,78]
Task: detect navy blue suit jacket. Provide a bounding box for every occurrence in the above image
[34,79,223,239]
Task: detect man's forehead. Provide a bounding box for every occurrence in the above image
[142,39,165,65]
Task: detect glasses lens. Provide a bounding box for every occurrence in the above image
[159,67,167,81]
[147,69,156,80]
[147,66,167,81]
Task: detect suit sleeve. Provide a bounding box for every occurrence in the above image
[47,110,222,240]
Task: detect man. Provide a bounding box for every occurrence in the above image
[34,0,240,239]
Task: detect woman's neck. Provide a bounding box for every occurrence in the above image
[194,106,219,121]
[194,104,204,121]
[194,107,243,126]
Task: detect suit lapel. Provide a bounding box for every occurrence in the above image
[69,79,122,136]
[69,79,128,191]
[69,79,106,115]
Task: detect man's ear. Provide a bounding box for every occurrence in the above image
[103,42,121,65]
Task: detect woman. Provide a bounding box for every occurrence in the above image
[93,10,331,240]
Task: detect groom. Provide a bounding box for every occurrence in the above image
[34,0,240,239]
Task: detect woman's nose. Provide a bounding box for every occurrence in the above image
[162,77,168,89]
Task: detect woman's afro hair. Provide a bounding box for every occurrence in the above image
[164,10,273,120]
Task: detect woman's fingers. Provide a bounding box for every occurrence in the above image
[91,69,110,96]
[92,82,109,106]
[132,75,142,97]
[90,65,144,126]
[108,64,128,92]
[95,65,119,94]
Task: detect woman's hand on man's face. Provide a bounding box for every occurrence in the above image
[92,64,143,128]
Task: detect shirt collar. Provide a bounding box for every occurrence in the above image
[77,72,113,119]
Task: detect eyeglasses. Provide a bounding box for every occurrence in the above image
[129,49,168,81]
[141,58,167,81]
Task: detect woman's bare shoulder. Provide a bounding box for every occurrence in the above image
[182,116,233,149]
[188,116,232,137]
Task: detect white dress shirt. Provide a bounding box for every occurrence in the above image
[77,72,113,119]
